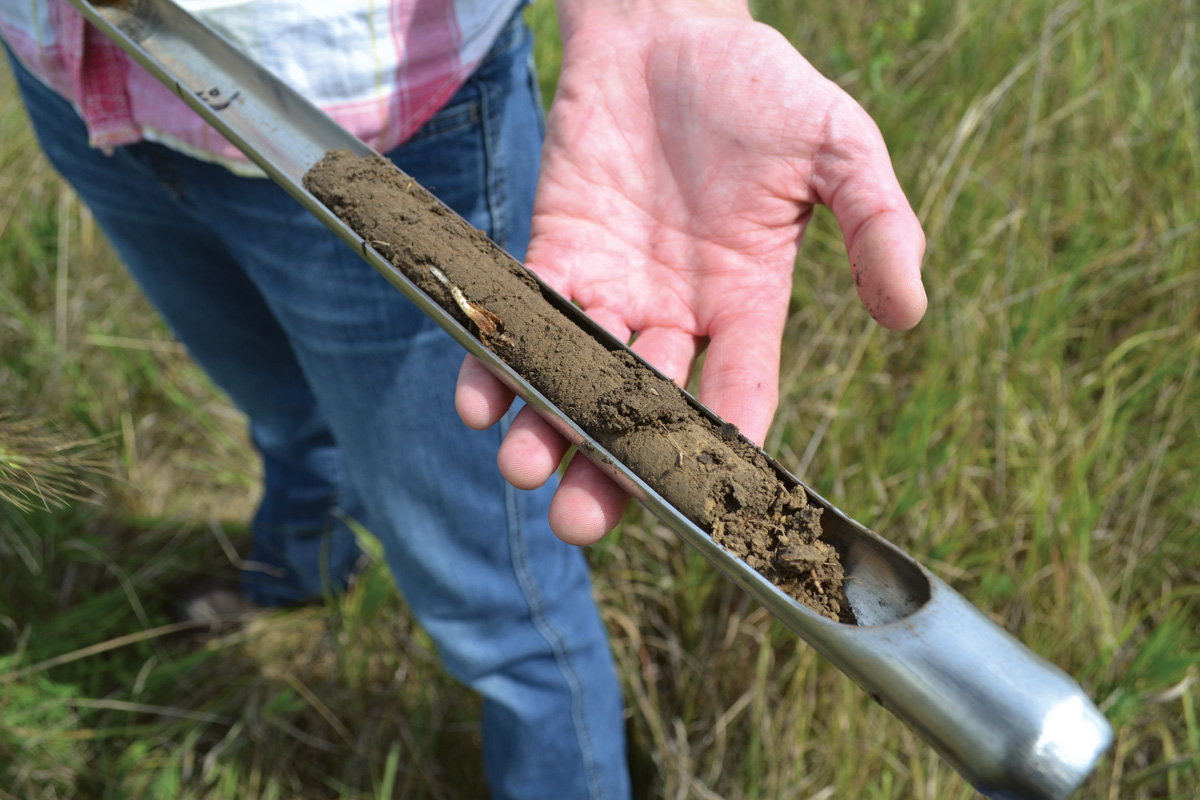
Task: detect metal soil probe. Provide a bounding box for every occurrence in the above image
[66,1,1114,797]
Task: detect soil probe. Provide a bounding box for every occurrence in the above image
[69,1,1112,796]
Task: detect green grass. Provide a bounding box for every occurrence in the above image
[3,0,1199,797]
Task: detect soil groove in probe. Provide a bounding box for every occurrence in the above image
[303,149,852,623]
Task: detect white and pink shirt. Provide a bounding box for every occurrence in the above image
[1,0,523,168]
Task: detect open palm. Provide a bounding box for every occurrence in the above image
[458,7,926,544]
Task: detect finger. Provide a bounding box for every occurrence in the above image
[455,355,516,430]
[526,238,636,345]
[848,210,927,329]
[548,454,630,545]
[497,405,572,490]
[629,325,704,387]
[698,309,787,446]
[576,304,634,345]
[811,92,928,330]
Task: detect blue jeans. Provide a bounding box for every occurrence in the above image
[6,13,630,800]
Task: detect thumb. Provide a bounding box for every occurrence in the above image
[810,92,927,329]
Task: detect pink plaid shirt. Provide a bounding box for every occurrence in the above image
[1,0,523,167]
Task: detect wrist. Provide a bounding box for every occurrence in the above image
[555,0,752,42]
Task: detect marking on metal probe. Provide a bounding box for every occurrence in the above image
[196,85,241,111]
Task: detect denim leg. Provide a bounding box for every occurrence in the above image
[6,14,630,799]
[6,49,363,606]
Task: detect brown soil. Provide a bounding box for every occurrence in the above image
[303,149,851,623]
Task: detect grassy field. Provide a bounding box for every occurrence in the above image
[2,0,1198,797]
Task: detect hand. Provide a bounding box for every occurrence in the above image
[457,0,926,544]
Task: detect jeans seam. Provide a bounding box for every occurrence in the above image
[500,427,604,799]
[477,69,509,251]
[405,99,480,144]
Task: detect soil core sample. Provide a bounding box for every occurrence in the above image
[303,149,851,623]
